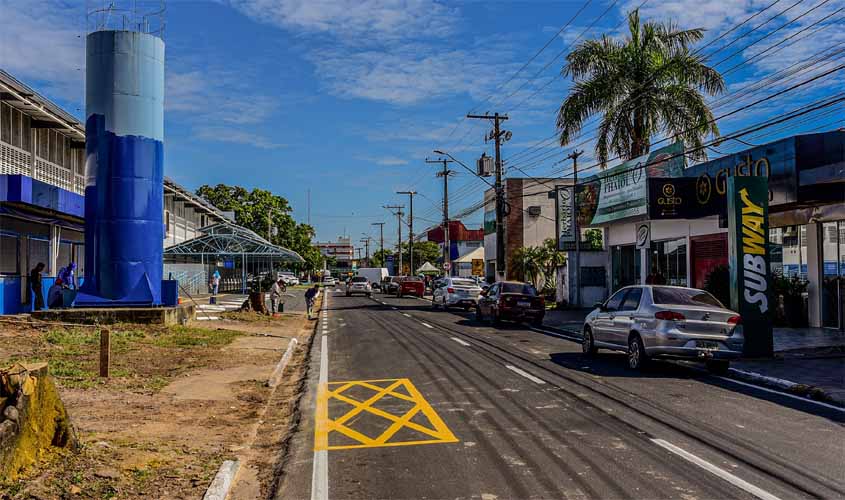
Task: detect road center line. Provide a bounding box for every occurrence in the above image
[505,365,546,384]
[420,322,434,329]
[311,334,329,500]
[402,313,411,318]
[651,439,782,500]
[451,337,471,347]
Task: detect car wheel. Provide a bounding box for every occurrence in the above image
[442,298,450,311]
[628,334,648,370]
[582,327,597,356]
[706,360,730,375]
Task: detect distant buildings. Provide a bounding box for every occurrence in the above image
[315,236,355,274]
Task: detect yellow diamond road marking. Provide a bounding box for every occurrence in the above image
[314,378,458,451]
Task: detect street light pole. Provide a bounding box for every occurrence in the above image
[427,157,454,276]
[384,205,404,274]
[397,191,417,274]
[371,222,385,266]
[567,149,584,307]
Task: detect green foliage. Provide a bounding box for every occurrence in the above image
[371,249,391,268]
[583,228,604,250]
[557,9,725,165]
[196,184,324,272]
[397,241,441,271]
[150,326,240,348]
[511,238,567,292]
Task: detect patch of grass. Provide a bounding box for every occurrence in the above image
[45,328,98,347]
[149,325,240,348]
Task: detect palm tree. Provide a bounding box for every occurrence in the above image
[556,9,725,166]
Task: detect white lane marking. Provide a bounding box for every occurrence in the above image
[196,316,220,321]
[505,365,546,385]
[391,307,398,310]
[451,337,471,347]
[311,335,329,500]
[714,376,845,412]
[420,322,434,329]
[651,439,782,500]
[402,313,411,318]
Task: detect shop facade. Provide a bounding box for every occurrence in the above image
[582,131,844,330]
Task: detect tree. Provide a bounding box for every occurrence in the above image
[196,184,324,273]
[397,241,441,272]
[371,249,391,268]
[584,228,604,250]
[556,9,724,166]
[510,239,566,292]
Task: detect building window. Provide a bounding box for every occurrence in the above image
[649,238,687,287]
[770,225,808,280]
[0,233,19,274]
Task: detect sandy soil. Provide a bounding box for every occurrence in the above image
[0,305,317,500]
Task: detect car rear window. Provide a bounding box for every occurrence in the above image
[404,277,422,282]
[652,287,723,308]
[452,279,476,287]
[502,283,537,295]
[351,277,367,282]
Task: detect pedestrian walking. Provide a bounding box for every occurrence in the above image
[29,262,45,311]
[270,278,285,314]
[305,283,320,319]
[212,269,221,295]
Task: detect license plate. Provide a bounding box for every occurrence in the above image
[457,290,468,296]
[696,340,718,350]
[517,301,531,307]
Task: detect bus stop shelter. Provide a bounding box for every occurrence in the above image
[164,223,304,294]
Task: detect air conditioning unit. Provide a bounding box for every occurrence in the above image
[476,154,494,177]
[527,206,541,217]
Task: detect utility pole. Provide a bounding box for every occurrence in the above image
[396,191,417,274]
[384,205,404,274]
[468,112,509,281]
[267,207,273,241]
[427,157,454,276]
[371,222,385,266]
[360,236,371,267]
[567,149,584,307]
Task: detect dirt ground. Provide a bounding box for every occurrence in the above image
[0,302,317,500]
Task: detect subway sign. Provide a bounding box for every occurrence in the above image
[727,176,773,357]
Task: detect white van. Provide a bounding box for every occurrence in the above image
[356,268,389,289]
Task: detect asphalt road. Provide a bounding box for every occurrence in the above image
[276,288,845,500]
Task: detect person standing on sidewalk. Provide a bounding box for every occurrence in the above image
[305,283,320,319]
[29,262,45,311]
[212,269,221,295]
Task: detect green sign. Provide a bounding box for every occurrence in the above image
[727,176,773,357]
[576,142,684,226]
[483,209,496,235]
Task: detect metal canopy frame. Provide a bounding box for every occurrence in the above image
[164,222,304,262]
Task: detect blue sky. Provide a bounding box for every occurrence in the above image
[2,0,843,249]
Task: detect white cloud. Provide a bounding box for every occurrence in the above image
[193,126,286,149]
[225,0,457,42]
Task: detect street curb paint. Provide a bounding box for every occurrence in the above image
[268,338,299,388]
[203,459,239,500]
[725,368,844,409]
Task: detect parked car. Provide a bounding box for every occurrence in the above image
[357,268,389,289]
[582,285,744,373]
[346,276,372,297]
[476,281,545,327]
[382,276,402,294]
[397,276,425,298]
[279,272,299,286]
[432,277,482,310]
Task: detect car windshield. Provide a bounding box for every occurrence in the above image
[501,283,537,295]
[452,279,476,287]
[351,277,367,283]
[652,287,724,308]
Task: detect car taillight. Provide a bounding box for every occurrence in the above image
[654,311,685,321]
[727,315,742,325]
[447,287,455,293]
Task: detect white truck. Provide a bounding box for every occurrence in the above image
[356,268,389,289]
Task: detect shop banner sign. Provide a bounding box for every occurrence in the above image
[556,185,576,249]
[647,177,724,219]
[472,259,484,276]
[727,176,773,357]
[483,209,496,235]
[576,141,684,226]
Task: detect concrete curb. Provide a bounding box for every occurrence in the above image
[726,367,844,408]
[203,459,240,500]
[268,338,299,388]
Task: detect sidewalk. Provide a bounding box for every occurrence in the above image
[541,309,845,407]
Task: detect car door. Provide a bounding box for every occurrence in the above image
[480,283,498,317]
[613,287,643,346]
[593,288,629,345]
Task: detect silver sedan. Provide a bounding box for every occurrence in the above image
[432,277,482,310]
[582,285,744,373]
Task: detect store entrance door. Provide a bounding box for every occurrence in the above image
[821,221,845,331]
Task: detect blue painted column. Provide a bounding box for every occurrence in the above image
[77,30,165,306]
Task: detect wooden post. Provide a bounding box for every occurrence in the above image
[99,329,110,377]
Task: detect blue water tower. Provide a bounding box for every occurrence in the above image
[77,4,166,307]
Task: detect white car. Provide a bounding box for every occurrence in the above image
[432,277,483,310]
[279,272,299,285]
[346,276,372,297]
[321,276,337,286]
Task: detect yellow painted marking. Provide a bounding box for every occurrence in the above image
[314,378,459,451]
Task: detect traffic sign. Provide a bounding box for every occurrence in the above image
[443,262,451,271]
